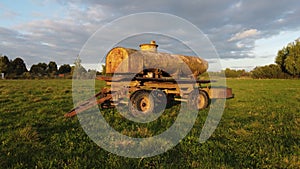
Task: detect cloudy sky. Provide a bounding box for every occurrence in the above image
[0,0,300,71]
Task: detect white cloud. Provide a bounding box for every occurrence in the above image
[230,1,242,9]
[41,41,56,47]
[236,42,244,48]
[228,29,260,42]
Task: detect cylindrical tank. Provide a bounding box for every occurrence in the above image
[105,41,208,78]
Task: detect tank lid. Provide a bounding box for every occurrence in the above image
[139,40,158,52]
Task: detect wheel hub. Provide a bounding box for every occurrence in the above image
[139,97,150,112]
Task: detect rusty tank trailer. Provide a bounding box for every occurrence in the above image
[105,41,208,78]
[65,41,233,117]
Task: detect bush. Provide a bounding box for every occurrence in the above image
[251,64,292,79]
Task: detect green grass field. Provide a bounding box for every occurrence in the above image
[0,79,299,168]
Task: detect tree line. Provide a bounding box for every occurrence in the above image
[224,39,300,79]
[251,39,300,79]
[0,56,99,79]
[1,39,299,79]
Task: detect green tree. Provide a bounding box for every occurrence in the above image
[224,68,238,78]
[47,61,58,76]
[7,57,27,78]
[101,64,106,75]
[0,55,10,75]
[275,47,288,72]
[30,63,47,77]
[22,72,31,79]
[251,64,290,79]
[58,64,71,74]
[223,68,248,78]
[275,39,300,77]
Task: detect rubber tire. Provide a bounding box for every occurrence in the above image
[188,89,209,110]
[129,90,155,116]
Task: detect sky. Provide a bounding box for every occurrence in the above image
[0,0,300,71]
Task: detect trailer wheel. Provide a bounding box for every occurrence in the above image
[188,89,208,110]
[129,90,155,116]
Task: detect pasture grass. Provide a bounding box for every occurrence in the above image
[0,79,299,168]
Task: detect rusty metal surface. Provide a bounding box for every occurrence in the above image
[105,47,140,74]
[208,87,234,99]
[64,88,112,117]
[139,40,158,52]
[105,47,208,77]
[97,76,214,84]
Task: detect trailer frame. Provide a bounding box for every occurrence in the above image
[65,76,233,117]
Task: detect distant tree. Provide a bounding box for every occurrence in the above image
[22,72,31,79]
[284,41,300,77]
[101,64,106,75]
[30,62,47,77]
[58,64,71,74]
[30,65,39,75]
[7,57,27,78]
[275,39,300,77]
[96,71,102,75]
[38,63,48,71]
[251,64,290,79]
[0,55,10,75]
[47,61,58,76]
[275,47,288,73]
[223,68,249,78]
[224,68,239,78]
